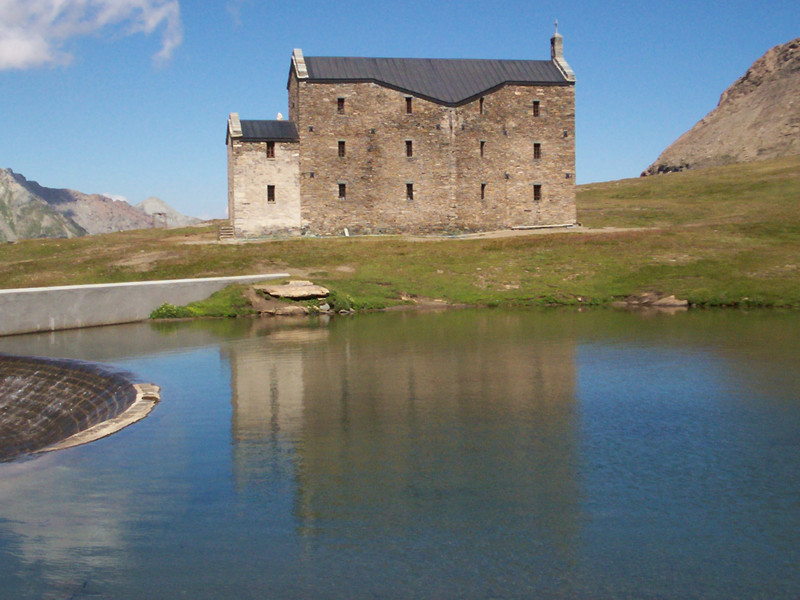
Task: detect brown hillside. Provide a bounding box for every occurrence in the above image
[643,37,800,176]
[0,168,195,241]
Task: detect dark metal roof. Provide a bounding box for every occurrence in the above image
[303,57,569,105]
[240,120,299,141]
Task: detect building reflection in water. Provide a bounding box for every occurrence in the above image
[225,310,581,567]
[224,320,330,489]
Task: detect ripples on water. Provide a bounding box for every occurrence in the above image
[0,309,798,599]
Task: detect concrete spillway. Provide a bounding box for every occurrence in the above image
[0,354,159,462]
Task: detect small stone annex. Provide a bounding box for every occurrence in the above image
[226,27,576,237]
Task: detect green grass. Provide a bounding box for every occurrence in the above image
[150,284,258,318]
[2,155,800,311]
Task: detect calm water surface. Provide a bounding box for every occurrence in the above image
[1,309,799,599]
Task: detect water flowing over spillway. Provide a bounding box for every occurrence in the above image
[0,354,158,461]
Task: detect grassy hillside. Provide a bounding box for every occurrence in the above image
[1,155,798,308]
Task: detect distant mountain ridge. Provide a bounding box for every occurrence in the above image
[134,196,200,228]
[643,37,800,176]
[0,168,198,242]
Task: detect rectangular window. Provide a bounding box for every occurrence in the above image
[338,140,346,157]
[480,140,485,157]
[337,97,345,114]
[267,185,275,203]
[479,97,484,114]
[533,184,542,202]
[533,143,541,160]
[481,183,486,200]
[406,183,414,201]
[266,141,275,158]
[406,97,413,114]
[338,183,346,200]
[406,140,413,157]
[533,100,540,117]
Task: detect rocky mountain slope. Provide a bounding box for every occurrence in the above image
[642,37,800,176]
[0,168,196,242]
[0,169,86,241]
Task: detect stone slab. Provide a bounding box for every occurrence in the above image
[257,280,330,299]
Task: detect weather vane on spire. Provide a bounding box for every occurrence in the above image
[554,19,559,34]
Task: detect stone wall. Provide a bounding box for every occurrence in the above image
[451,85,576,229]
[227,137,301,236]
[291,74,575,234]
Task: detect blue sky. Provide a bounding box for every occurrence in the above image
[1,0,798,219]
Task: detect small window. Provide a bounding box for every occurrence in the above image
[406,183,414,201]
[480,140,485,157]
[338,183,346,200]
[533,143,541,160]
[337,98,345,114]
[533,100,540,117]
[267,185,275,203]
[338,140,346,157]
[533,184,542,202]
[266,141,275,159]
[481,183,486,200]
[479,97,484,114]
[406,140,413,157]
[406,97,413,114]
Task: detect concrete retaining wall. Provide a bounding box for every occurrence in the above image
[0,274,289,336]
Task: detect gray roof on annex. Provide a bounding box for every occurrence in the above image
[239,120,299,141]
[302,56,570,106]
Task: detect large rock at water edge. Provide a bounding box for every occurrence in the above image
[257,280,330,300]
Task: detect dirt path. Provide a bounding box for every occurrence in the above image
[402,225,653,241]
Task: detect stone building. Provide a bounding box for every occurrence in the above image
[226,30,576,237]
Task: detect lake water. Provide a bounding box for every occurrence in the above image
[1,308,799,599]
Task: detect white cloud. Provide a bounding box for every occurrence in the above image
[0,0,183,70]
[103,193,130,203]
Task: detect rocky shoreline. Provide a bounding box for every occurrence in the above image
[241,280,692,318]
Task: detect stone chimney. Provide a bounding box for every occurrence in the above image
[550,21,575,82]
[228,113,242,139]
[292,48,308,79]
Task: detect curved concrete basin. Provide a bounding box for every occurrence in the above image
[0,354,159,462]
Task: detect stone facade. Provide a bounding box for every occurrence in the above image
[228,32,576,237]
[227,115,301,237]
